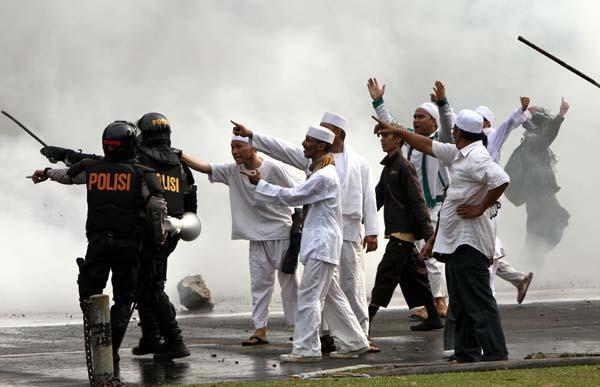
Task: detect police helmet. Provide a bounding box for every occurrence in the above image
[137,112,171,145]
[102,121,138,160]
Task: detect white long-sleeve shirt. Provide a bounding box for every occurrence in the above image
[209,158,301,241]
[255,164,343,265]
[486,107,532,164]
[431,141,510,259]
[251,133,378,242]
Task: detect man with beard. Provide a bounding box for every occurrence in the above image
[369,78,449,320]
[504,98,570,264]
[180,136,300,346]
[238,124,370,362]
[227,112,378,353]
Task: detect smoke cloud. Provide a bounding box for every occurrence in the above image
[1,0,599,313]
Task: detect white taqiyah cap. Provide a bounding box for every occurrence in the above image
[231,135,250,143]
[455,109,484,134]
[307,125,335,144]
[475,105,495,123]
[417,102,440,126]
[320,112,348,132]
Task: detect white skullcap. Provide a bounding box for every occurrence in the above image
[417,102,440,126]
[320,112,348,132]
[307,125,335,144]
[231,135,250,144]
[455,109,484,134]
[475,106,495,123]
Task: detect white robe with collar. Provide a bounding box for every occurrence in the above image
[252,132,378,242]
[254,164,343,265]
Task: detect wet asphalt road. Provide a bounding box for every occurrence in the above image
[1,299,600,386]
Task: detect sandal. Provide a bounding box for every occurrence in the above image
[241,335,269,346]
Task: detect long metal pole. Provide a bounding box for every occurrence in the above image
[518,36,600,88]
[1,110,48,146]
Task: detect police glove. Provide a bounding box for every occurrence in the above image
[40,146,72,164]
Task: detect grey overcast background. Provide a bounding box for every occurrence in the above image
[1,1,598,313]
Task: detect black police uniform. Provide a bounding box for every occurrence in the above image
[134,113,197,359]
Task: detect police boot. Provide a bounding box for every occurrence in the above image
[153,340,190,361]
[132,306,162,356]
[132,336,162,356]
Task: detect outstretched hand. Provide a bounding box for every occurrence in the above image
[559,97,569,117]
[240,169,262,185]
[367,78,386,101]
[31,169,48,184]
[431,80,446,103]
[231,120,253,138]
[520,96,530,112]
[372,115,405,136]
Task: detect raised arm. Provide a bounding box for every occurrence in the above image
[232,120,309,171]
[487,97,531,163]
[181,152,212,174]
[528,97,569,151]
[368,78,401,126]
[431,81,454,144]
[372,116,434,156]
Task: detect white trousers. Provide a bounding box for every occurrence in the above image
[335,240,369,335]
[293,258,369,357]
[488,235,528,295]
[249,240,299,329]
[420,204,447,298]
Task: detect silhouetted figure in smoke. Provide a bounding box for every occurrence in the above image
[504,98,570,262]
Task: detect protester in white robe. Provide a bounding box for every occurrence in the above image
[318,112,379,342]
[238,124,369,362]
[180,137,300,346]
[225,113,378,348]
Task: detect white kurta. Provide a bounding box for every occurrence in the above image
[252,132,377,334]
[209,158,301,328]
[254,164,368,356]
[255,164,343,264]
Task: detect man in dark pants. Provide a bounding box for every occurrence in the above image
[375,109,510,363]
[133,112,198,360]
[31,121,167,369]
[368,128,443,351]
[39,113,198,360]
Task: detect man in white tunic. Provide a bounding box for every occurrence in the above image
[375,110,510,363]
[436,86,534,303]
[229,113,378,351]
[239,124,370,362]
[180,136,300,346]
[369,78,449,318]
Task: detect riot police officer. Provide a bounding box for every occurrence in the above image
[31,121,167,369]
[132,112,197,360]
